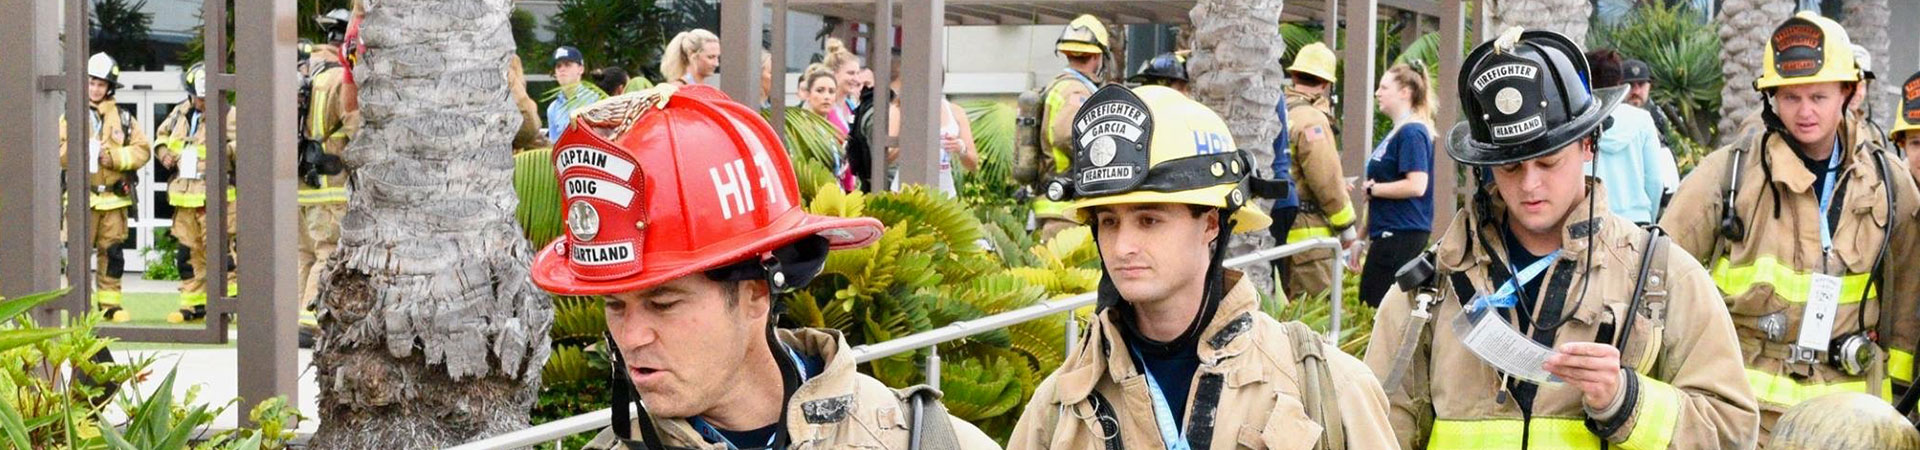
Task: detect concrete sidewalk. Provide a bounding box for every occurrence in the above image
[111,346,323,436]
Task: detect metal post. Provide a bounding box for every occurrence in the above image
[1329,243,1344,340]
[896,0,943,187]
[867,0,892,191]
[233,0,300,428]
[203,0,230,329]
[0,0,66,316]
[1322,0,1339,46]
[925,346,941,388]
[719,0,766,105]
[1434,0,1467,236]
[63,0,92,318]
[1339,0,1377,211]
[1064,312,1078,353]
[769,0,789,140]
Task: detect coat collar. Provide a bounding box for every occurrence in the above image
[1435,180,1637,325]
[1053,270,1261,404]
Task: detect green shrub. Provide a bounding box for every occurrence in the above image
[0,289,300,449]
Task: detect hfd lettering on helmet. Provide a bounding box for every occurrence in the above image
[711,159,756,220]
[1194,130,1229,154]
[710,156,791,221]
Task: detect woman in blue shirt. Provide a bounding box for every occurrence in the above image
[1358,63,1436,307]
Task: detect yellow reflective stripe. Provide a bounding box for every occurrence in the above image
[1712,256,1875,304]
[1746,368,1891,406]
[1032,199,1069,218]
[178,292,208,308]
[1327,204,1356,228]
[298,187,348,204]
[115,146,133,171]
[95,290,124,306]
[227,187,238,202]
[309,75,333,136]
[1892,349,1914,384]
[171,191,206,208]
[90,194,132,210]
[1429,418,1600,449]
[1619,374,1681,450]
[1289,226,1332,242]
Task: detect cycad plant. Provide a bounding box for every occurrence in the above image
[1589,1,1724,150]
[512,148,610,438]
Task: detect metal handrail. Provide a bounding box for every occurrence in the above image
[448,237,1343,450]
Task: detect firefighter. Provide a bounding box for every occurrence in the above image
[155,62,239,323]
[1031,15,1111,239]
[1661,12,1920,437]
[1008,85,1398,449]
[1368,29,1758,448]
[529,84,998,450]
[299,37,355,328]
[1278,42,1357,301]
[59,52,151,322]
[1888,70,1920,182]
[1127,51,1189,94]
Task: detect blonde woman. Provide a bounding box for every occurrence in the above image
[661,29,720,86]
[1357,62,1437,307]
[823,38,863,117]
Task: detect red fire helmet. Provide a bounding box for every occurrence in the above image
[531,84,883,296]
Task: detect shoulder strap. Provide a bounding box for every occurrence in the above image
[1280,321,1344,450]
[899,385,962,450]
[1613,227,1671,373]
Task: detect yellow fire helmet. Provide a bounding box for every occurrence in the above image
[1056,15,1110,55]
[1045,85,1272,233]
[1755,11,1861,90]
[1893,71,1920,141]
[1288,42,1339,84]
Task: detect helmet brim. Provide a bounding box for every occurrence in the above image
[531,210,882,296]
[1058,184,1273,234]
[1450,85,1628,167]
[1057,42,1106,55]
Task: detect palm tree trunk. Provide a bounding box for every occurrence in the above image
[1843,0,1891,129]
[309,0,553,448]
[1489,0,1593,47]
[1715,0,1794,145]
[1188,0,1285,294]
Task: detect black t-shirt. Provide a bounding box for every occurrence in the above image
[1796,149,1846,235]
[699,351,827,449]
[1498,224,1559,413]
[1125,332,1202,426]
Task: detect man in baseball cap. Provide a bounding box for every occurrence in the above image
[532,84,997,450]
[547,45,604,143]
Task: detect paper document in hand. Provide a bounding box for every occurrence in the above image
[1452,307,1562,386]
[180,145,203,180]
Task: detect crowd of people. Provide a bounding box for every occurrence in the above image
[51,4,1920,448]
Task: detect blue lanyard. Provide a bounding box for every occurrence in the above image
[1817,140,1842,255]
[1128,347,1192,450]
[1063,68,1098,92]
[188,110,202,139]
[1468,249,1563,313]
[689,345,811,450]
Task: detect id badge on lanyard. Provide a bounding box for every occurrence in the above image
[1454,250,1565,386]
[1797,142,1844,355]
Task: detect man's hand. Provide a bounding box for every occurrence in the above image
[160,152,178,169]
[1544,342,1623,411]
